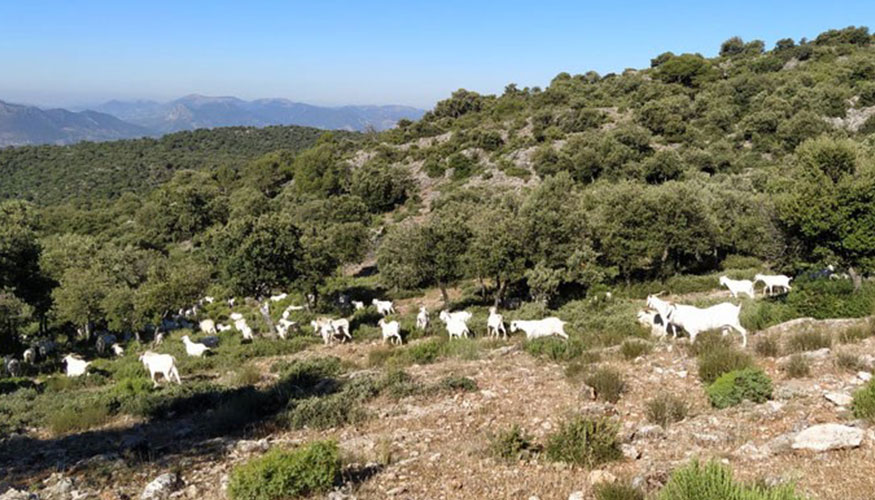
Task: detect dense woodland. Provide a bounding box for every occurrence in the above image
[3,26,875,352]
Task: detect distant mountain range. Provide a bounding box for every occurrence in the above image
[0,95,425,147]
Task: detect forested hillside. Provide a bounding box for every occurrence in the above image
[0,125,357,205]
[3,25,875,353]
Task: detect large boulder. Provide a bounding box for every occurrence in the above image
[792,424,864,452]
[140,473,179,500]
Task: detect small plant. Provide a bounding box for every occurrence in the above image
[545,416,622,467]
[488,424,537,462]
[836,326,871,344]
[707,368,773,409]
[595,481,646,500]
[436,375,477,392]
[49,403,110,434]
[754,336,779,357]
[782,354,810,378]
[620,339,652,360]
[785,329,831,353]
[228,441,340,500]
[524,337,585,362]
[235,364,261,386]
[657,460,807,500]
[852,379,875,422]
[697,345,754,384]
[687,331,734,357]
[646,393,688,428]
[586,367,626,403]
[379,369,422,399]
[836,352,862,371]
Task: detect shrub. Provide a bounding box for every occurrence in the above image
[488,424,536,462]
[545,416,622,467]
[620,339,652,360]
[646,393,688,428]
[524,337,585,362]
[235,364,262,386]
[687,330,734,357]
[783,355,810,378]
[586,368,626,403]
[785,329,831,353]
[836,352,862,371]
[595,482,645,500]
[707,368,773,409]
[657,460,807,500]
[436,375,477,392]
[0,377,35,395]
[697,345,754,384]
[836,325,872,344]
[378,370,422,399]
[49,403,110,434]
[852,379,875,422]
[228,441,340,500]
[754,336,779,357]
[286,393,367,430]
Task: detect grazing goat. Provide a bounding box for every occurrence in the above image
[439,310,472,325]
[646,295,676,337]
[719,276,755,299]
[378,319,403,345]
[229,312,244,321]
[228,298,236,307]
[667,302,748,347]
[510,318,568,340]
[637,309,676,338]
[202,296,215,304]
[111,344,125,357]
[276,318,297,339]
[281,305,305,320]
[416,306,429,331]
[217,323,232,332]
[234,318,254,341]
[352,300,365,311]
[181,335,210,357]
[754,274,793,296]
[23,348,36,364]
[372,299,396,316]
[487,307,507,339]
[139,351,182,387]
[445,318,470,339]
[4,357,22,377]
[311,318,337,345]
[269,293,288,302]
[63,355,90,377]
[199,319,218,336]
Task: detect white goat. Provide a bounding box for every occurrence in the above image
[111,343,125,357]
[5,357,22,377]
[754,274,793,296]
[139,351,182,387]
[445,318,470,339]
[229,312,244,321]
[234,318,254,341]
[200,319,218,336]
[311,318,337,345]
[228,298,236,307]
[487,306,507,339]
[667,302,748,347]
[510,318,568,340]
[269,293,288,302]
[23,348,36,364]
[439,310,472,325]
[217,323,232,332]
[372,299,396,316]
[63,355,91,377]
[416,306,429,331]
[351,300,365,311]
[202,296,215,304]
[378,319,402,345]
[646,295,676,338]
[281,305,305,320]
[719,276,755,299]
[276,318,297,339]
[181,335,210,357]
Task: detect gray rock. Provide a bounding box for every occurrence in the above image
[858,371,872,382]
[792,424,864,452]
[140,473,179,500]
[386,486,406,496]
[41,474,74,500]
[775,380,814,400]
[0,489,36,500]
[765,433,795,455]
[621,443,640,460]
[234,439,269,454]
[824,392,853,407]
[805,348,831,360]
[635,424,665,440]
[567,492,584,500]
[588,470,616,486]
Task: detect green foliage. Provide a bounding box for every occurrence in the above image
[436,375,477,392]
[228,441,341,500]
[523,337,585,362]
[655,54,714,87]
[783,354,810,378]
[544,416,622,467]
[585,367,626,403]
[658,460,807,500]
[754,336,779,357]
[784,329,831,353]
[349,161,413,213]
[697,342,754,384]
[488,424,537,462]
[595,482,645,500]
[835,351,862,371]
[645,393,688,428]
[620,339,652,360]
[852,379,875,422]
[48,402,110,435]
[707,368,773,409]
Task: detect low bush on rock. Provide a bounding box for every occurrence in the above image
[488,424,537,462]
[228,441,340,500]
[545,416,621,467]
[783,354,810,378]
[852,379,875,422]
[586,367,626,403]
[697,344,754,384]
[646,393,688,428]
[657,460,807,500]
[706,368,773,409]
[596,481,646,500]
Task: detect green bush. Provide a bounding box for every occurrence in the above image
[595,482,645,500]
[697,345,754,384]
[586,367,626,403]
[836,352,862,371]
[754,336,779,357]
[379,370,422,399]
[235,364,262,386]
[524,337,585,362]
[620,339,652,360]
[852,379,875,422]
[228,441,341,500]
[657,460,807,500]
[721,255,763,270]
[836,325,873,344]
[707,368,773,409]
[436,375,477,392]
[545,416,622,467]
[286,393,367,430]
[783,355,810,378]
[0,377,35,395]
[48,403,110,434]
[784,329,831,353]
[646,393,688,428]
[488,424,537,462]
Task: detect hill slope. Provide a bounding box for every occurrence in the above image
[0,100,151,147]
[94,95,425,133]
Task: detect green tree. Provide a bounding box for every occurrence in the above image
[349,161,413,213]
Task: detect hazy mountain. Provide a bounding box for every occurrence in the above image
[0,100,151,147]
[94,95,425,133]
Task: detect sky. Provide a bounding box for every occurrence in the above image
[2,1,874,109]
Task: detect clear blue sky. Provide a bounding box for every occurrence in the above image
[2,1,874,109]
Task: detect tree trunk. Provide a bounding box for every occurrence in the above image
[478,277,487,300]
[848,266,863,292]
[494,277,505,308]
[439,285,450,307]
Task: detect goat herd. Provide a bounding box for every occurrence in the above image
[5,272,794,388]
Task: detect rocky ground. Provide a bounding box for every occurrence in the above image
[2,325,875,500]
